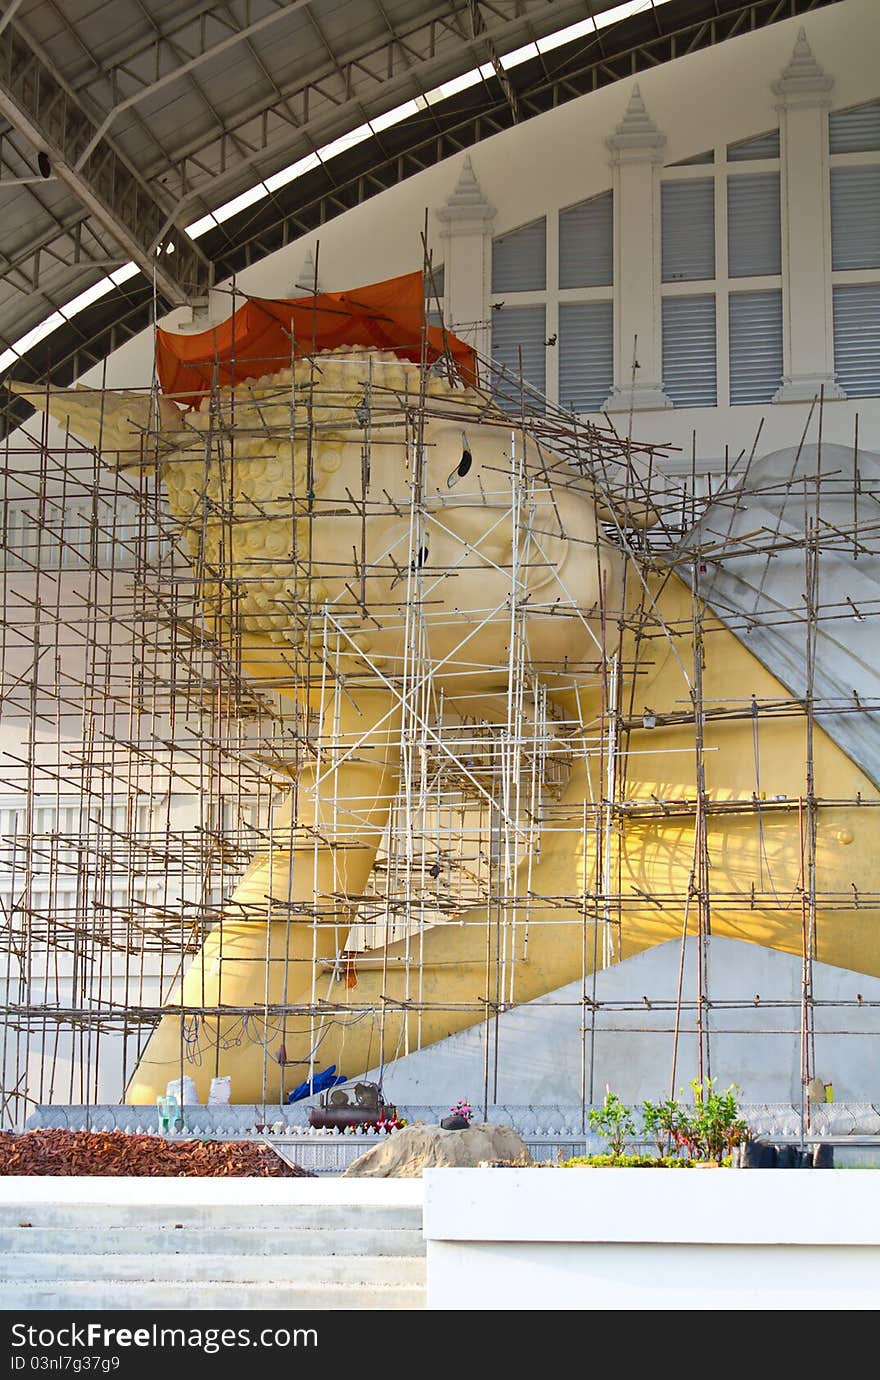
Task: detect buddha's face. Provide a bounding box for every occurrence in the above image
[155,348,620,702]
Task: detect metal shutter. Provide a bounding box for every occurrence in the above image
[491,305,547,412]
[830,101,880,154]
[831,167,880,271]
[833,285,880,397]
[728,174,781,277]
[661,180,715,281]
[662,295,716,406]
[425,264,444,301]
[491,218,546,292]
[425,264,444,329]
[425,264,445,329]
[558,302,613,412]
[727,130,780,161]
[668,150,714,167]
[2,506,26,569]
[559,191,613,288]
[729,290,783,404]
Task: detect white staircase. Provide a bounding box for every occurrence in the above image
[0,1179,425,1310]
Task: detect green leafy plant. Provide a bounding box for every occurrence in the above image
[585,1081,750,1166]
[588,1091,636,1158]
[640,1097,682,1157]
[666,1079,749,1164]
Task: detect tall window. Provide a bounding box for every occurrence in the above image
[491,305,547,410]
[489,201,616,416]
[557,191,613,412]
[662,180,715,282]
[559,191,612,288]
[832,285,880,397]
[830,100,880,396]
[558,303,613,412]
[661,131,782,405]
[492,217,546,292]
[727,174,781,277]
[662,296,717,406]
[425,265,445,329]
[491,217,548,409]
[729,291,783,405]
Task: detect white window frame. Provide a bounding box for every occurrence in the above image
[555,192,614,412]
[491,205,616,411]
[829,133,880,396]
[660,141,782,406]
[490,216,552,400]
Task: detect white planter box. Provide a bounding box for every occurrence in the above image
[423,1167,880,1310]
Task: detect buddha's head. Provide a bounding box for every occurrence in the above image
[11,348,621,708]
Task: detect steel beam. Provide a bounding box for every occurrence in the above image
[211,0,842,276]
[0,0,845,439]
[0,21,210,307]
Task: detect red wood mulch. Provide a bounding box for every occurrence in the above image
[0,1130,314,1177]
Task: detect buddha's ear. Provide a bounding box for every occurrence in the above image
[6,381,182,465]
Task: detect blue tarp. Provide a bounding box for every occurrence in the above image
[287,1065,347,1103]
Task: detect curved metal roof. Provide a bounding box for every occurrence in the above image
[0,0,843,432]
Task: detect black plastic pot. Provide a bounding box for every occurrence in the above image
[775,1144,804,1169]
[738,1139,833,1168]
[440,1115,471,1130]
[740,1139,778,1168]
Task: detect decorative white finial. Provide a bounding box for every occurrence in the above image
[452,156,481,198]
[773,27,833,103]
[606,84,665,160]
[437,155,495,228]
[293,247,321,295]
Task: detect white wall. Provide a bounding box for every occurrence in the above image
[369,936,880,1107]
[424,1167,880,1310]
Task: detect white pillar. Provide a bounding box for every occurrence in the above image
[773,28,844,402]
[603,86,671,413]
[436,155,495,363]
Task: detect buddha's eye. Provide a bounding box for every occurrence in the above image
[410,544,429,571]
[447,433,473,487]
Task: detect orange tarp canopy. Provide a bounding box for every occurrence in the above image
[155,271,477,407]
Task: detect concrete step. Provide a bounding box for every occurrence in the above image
[0,1183,426,1310]
[0,1280,424,1311]
[0,1203,423,1231]
[0,1252,426,1286]
[0,1225,425,1257]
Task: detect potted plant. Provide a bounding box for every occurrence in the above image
[441,1099,474,1131]
[588,1091,636,1159]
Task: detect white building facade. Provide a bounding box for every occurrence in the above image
[156,0,876,482]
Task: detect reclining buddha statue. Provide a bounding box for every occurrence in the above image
[12,271,879,1104]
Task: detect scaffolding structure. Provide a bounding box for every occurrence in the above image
[1,268,878,1131]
